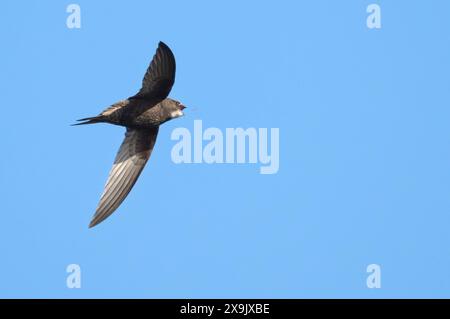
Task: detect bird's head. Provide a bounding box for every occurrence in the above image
[161,98,186,120]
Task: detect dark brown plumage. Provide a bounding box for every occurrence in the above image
[74,41,186,228]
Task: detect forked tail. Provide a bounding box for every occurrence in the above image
[72,116,105,126]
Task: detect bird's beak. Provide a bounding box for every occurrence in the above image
[179,104,186,110]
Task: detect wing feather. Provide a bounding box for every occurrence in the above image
[130,41,176,101]
[89,127,159,228]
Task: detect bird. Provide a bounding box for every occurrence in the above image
[74,41,186,228]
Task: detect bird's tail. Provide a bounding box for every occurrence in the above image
[72,116,105,126]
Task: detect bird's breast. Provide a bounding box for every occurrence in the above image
[128,106,164,128]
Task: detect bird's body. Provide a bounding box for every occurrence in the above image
[80,98,182,129]
[75,41,186,228]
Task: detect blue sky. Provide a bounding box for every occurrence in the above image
[1,0,450,298]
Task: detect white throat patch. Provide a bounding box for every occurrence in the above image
[170,110,184,118]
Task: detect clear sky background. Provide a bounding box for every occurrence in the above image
[1,0,450,298]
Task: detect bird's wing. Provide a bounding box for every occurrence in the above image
[89,127,159,228]
[130,41,176,101]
